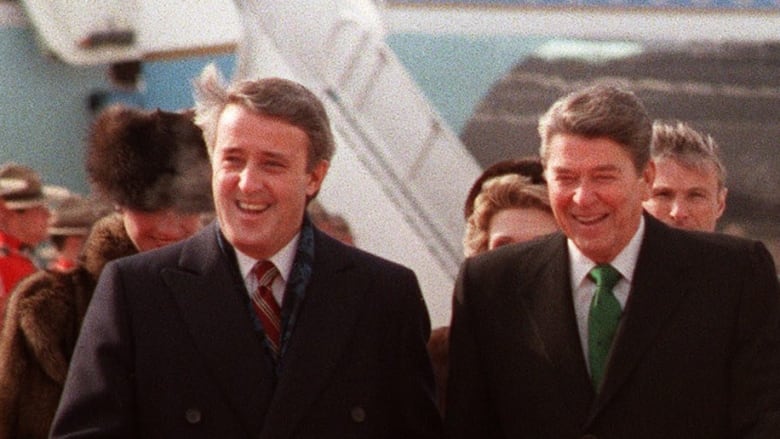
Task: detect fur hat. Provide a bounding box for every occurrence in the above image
[86,105,213,213]
[0,163,46,210]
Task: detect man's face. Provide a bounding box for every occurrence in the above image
[212,104,328,260]
[545,134,654,263]
[643,157,726,232]
[6,205,50,246]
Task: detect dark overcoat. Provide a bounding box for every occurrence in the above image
[445,214,780,439]
[51,222,441,439]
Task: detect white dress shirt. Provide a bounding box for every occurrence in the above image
[235,233,300,306]
[569,216,645,370]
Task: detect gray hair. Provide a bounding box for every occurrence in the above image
[538,84,652,172]
[651,120,726,189]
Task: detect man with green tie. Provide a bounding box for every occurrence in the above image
[444,84,780,439]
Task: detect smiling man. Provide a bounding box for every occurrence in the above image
[444,84,780,439]
[643,121,727,232]
[51,66,441,439]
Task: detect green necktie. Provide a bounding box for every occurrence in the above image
[588,264,622,391]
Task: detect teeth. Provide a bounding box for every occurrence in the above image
[238,201,269,212]
[575,214,604,224]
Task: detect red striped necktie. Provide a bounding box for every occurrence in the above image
[252,261,281,358]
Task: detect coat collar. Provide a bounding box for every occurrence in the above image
[520,233,598,413]
[80,213,138,281]
[162,223,275,434]
[585,213,696,424]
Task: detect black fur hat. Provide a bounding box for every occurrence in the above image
[86,105,213,213]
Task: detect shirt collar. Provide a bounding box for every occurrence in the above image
[234,232,300,285]
[568,215,645,287]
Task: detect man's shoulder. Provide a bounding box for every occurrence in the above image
[648,216,763,258]
[471,231,564,270]
[316,231,415,276]
[643,217,775,279]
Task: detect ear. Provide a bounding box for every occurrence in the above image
[306,160,330,198]
[715,187,727,219]
[639,160,656,202]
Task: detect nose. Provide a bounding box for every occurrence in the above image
[238,166,264,193]
[669,200,689,221]
[572,182,597,206]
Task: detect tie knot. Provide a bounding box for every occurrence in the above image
[589,264,621,290]
[253,260,279,288]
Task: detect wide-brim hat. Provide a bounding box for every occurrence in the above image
[86,105,213,213]
[0,163,47,210]
[48,194,111,236]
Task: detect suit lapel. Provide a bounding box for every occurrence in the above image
[522,234,596,410]
[260,233,363,439]
[587,215,694,421]
[162,224,275,436]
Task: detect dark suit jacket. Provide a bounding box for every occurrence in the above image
[445,214,780,439]
[51,223,441,439]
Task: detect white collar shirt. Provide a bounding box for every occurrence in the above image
[569,215,645,368]
[235,233,300,306]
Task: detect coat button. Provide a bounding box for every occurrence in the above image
[350,406,366,423]
[185,408,202,424]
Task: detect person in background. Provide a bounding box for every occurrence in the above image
[463,173,557,256]
[0,163,51,318]
[51,66,441,438]
[307,200,356,246]
[643,120,727,232]
[429,157,558,414]
[462,157,546,220]
[0,104,213,439]
[46,194,108,273]
[445,84,780,438]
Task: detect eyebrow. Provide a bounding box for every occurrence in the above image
[591,165,621,172]
[550,164,621,174]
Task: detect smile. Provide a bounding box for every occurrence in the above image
[574,213,608,225]
[237,201,271,212]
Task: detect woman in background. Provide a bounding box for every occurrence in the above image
[0,105,214,439]
[429,157,558,415]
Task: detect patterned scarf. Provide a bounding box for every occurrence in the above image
[276,216,315,374]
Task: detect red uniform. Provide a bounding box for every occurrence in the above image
[0,230,37,318]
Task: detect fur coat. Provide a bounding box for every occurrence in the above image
[0,214,137,439]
